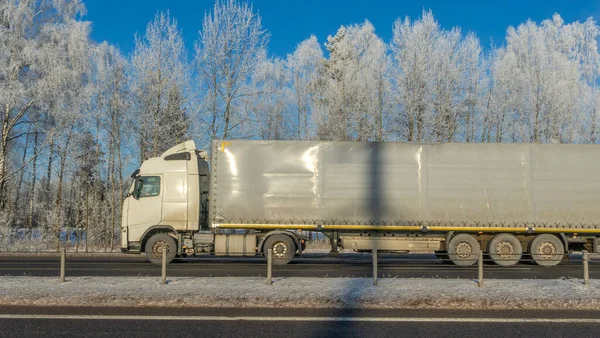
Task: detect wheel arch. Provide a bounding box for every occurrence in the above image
[141,225,178,252]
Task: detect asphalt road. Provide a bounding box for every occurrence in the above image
[1,253,598,279]
[1,306,599,338]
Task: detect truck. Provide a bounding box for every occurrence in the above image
[121,139,600,267]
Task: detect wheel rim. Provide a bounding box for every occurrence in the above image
[272,242,288,258]
[455,242,472,259]
[537,241,556,260]
[496,241,514,259]
[488,234,522,266]
[152,241,169,258]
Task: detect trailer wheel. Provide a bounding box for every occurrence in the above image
[145,233,176,265]
[529,234,564,267]
[264,234,295,265]
[447,234,480,266]
[488,233,522,266]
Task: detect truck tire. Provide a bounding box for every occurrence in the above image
[264,234,295,265]
[447,234,480,266]
[488,233,522,266]
[145,233,177,265]
[529,234,564,267]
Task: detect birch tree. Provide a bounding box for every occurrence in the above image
[391,11,485,142]
[319,21,390,141]
[252,58,293,140]
[0,0,88,212]
[194,0,268,143]
[130,11,189,162]
[492,14,599,143]
[287,35,325,140]
[83,43,129,250]
[457,33,487,142]
[390,11,438,141]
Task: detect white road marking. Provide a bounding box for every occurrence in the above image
[0,315,597,323]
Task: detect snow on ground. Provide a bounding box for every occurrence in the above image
[1,276,599,309]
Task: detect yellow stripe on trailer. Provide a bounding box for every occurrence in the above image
[215,223,600,234]
[216,224,317,230]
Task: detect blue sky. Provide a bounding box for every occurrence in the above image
[84,0,600,58]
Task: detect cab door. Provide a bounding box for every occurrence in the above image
[127,175,163,230]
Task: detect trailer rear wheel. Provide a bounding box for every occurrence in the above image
[264,234,295,265]
[145,233,176,265]
[529,234,564,267]
[488,233,522,266]
[448,234,480,266]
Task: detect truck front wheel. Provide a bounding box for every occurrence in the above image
[263,234,295,265]
[145,233,177,265]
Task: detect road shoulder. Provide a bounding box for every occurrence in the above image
[1,276,598,310]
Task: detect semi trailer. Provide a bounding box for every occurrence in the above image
[121,140,600,267]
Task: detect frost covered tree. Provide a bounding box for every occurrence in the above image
[44,24,95,251]
[390,11,486,142]
[194,0,268,143]
[491,14,599,143]
[390,11,437,142]
[429,27,462,142]
[0,0,90,213]
[287,35,325,140]
[85,43,130,251]
[319,20,391,141]
[130,11,190,162]
[458,34,487,142]
[251,58,293,140]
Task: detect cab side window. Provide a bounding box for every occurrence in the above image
[138,176,161,197]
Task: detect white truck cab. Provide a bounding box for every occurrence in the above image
[121,141,210,260]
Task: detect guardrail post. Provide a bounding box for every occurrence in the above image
[477,251,483,288]
[60,248,66,283]
[583,250,589,286]
[373,249,378,286]
[161,246,167,285]
[267,249,273,285]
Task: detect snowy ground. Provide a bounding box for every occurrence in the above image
[1,276,599,309]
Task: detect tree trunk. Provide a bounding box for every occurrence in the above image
[27,129,39,240]
[0,105,11,211]
[45,135,55,213]
[54,125,74,252]
[13,126,31,214]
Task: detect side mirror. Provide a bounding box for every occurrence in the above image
[133,178,144,200]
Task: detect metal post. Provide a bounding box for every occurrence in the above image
[267,249,273,285]
[60,248,66,283]
[161,246,167,285]
[373,249,378,286]
[477,251,483,288]
[329,231,339,256]
[583,250,589,286]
